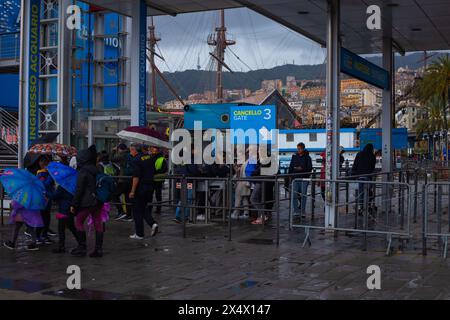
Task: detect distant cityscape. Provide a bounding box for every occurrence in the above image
[159,65,422,131]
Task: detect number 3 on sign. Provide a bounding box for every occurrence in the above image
[263,108,271,120]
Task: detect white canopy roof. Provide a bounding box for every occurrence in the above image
[82,0,450,54]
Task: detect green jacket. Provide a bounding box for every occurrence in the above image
[153,153,168,182]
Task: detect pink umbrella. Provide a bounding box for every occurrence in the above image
[116,126,171,149]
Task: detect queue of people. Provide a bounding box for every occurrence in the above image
[2,142,168,256]
[2,139,378,255]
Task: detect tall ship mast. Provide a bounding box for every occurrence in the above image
[208,9,235,103]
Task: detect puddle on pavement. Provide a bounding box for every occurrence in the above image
[0,277,52,293]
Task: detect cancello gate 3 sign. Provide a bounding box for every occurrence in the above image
[230,105,276,144]
[28,0,40,146]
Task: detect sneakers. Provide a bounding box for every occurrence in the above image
[41,237,55,244]
[129,234,144,240]
[151,224,159,237]
[239,213,249,220]
[123,216,133,222]
[47,229,57,237]
[26,243,39,251]
[173,218,182,224]
[231,212,239,219]
[24,231,32,238]
[115,213,128,221]
[197,214,205,221]
[36,238,44,245]
[3,241,15,250]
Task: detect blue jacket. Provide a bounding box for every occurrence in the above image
[51,186,73,215]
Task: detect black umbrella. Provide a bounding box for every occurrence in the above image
[31,133,59,145]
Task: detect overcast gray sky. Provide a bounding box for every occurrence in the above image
[150,7,326,72]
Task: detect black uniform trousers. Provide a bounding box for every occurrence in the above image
[133,184,157,237]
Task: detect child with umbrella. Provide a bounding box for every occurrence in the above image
[47,162,79,253]
[1,169,48,251]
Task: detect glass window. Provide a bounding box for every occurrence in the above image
[286,133,294,142]
[309,132,317,142]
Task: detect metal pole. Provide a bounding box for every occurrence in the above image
[413,169,418,223]
[275,179,280,246]
[181,176,187,238]
[311,169,316,220]
[228,177,232,241]
[324,0,341,229]
[363,183,369,251]
[437,185,443,247]
[422,184,427,256]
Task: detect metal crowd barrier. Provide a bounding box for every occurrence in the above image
[422,182,450,258]
[289,177,412,255]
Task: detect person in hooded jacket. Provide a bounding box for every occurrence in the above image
[351,143,376,212]
[70,145,104,258]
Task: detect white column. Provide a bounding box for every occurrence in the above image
[93,12,104,110]
[18,0,41,166]
[130,0,147,126]
[324,0,340,228]
[58,0,71,145]
[382,37,393,174]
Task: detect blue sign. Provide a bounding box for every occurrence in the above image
[27,0,40,146]
[341,47,389,90]
[230,105,276,144]
[360,128,408,150]
[184,103,235,130]
[138,0,147,126]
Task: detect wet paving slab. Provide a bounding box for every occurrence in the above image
[1,201,450,300]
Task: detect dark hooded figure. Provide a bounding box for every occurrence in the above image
[351,143,376,177]
[351,143,376,212]
[70,145,104,258]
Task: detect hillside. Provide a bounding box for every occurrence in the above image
[153,52,447,103]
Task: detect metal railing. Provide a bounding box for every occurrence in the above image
[289,176,412,255]
[423,182,450,258]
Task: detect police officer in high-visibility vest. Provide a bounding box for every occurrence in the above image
[128,143,159,239]
[149,146,167,215]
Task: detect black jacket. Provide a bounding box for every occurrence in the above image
[72,145,98,210]
[288,151,313,177]
[351,144,376,176]
[52,185,73,215]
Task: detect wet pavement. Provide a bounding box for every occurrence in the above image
[1,197,450,300]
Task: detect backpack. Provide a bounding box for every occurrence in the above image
[95,172,115,203]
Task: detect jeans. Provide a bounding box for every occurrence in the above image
[357,177,371,208]
[250,183,264,218]
[175,188,193,220]
[293,180,309,214]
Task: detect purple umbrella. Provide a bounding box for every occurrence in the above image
[116,126,171,149]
